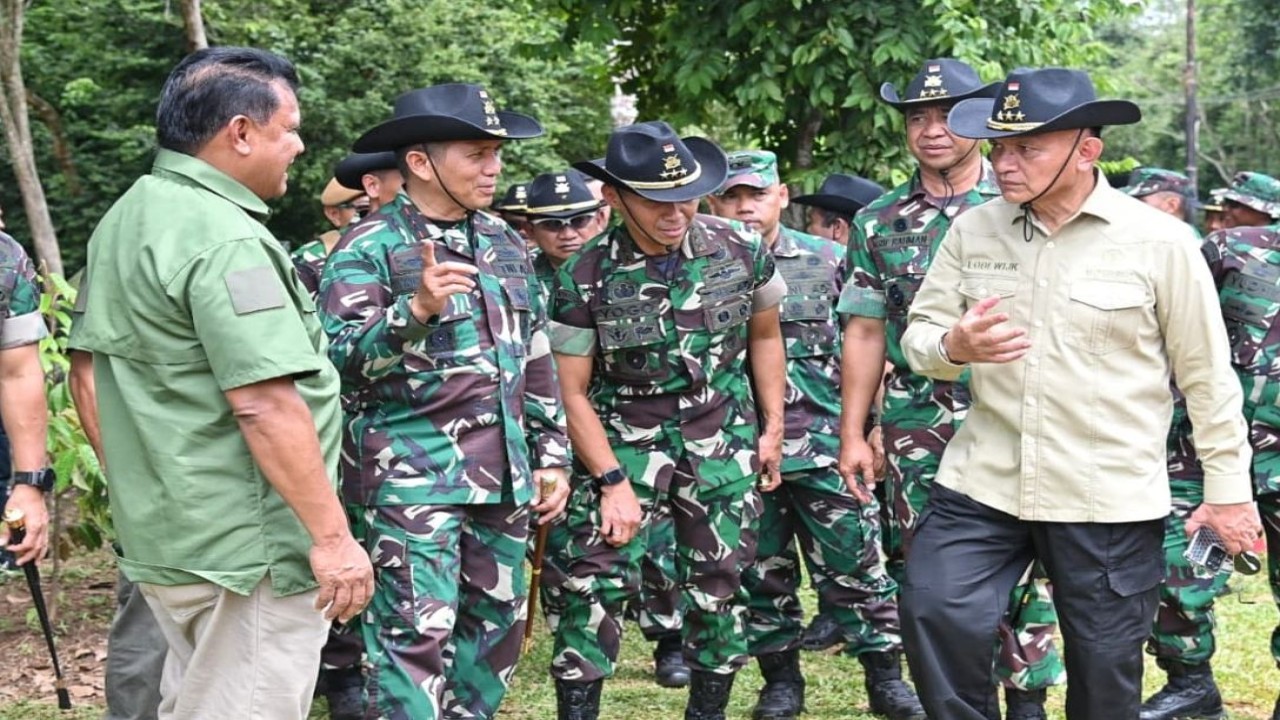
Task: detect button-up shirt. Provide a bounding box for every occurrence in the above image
[902,175,1252,522]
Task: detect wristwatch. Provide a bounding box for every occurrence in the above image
[596,466,628,489]
[10,468,54,493]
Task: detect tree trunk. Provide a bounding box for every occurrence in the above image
[0,0,64,276]
[180,0,208,51]
[26,90,81,197]
[793,108,823,171]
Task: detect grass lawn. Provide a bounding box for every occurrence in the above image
[3,571,1277,719]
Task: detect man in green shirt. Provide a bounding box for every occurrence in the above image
[69,46,372,720]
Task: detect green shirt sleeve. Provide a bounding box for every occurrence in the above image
[177,238,327,391]
[837,212,887,319]
[0,235,48,348]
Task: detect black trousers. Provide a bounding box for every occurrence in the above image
[900,484,1163,720]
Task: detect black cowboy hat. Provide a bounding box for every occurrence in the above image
[792,174,887,217]
[948,67,1141,140]
[573,121,728,203]
[353,83,543,153]
[524,171,604,219]
[880,58,1000,109]
[492,183,530,214]
[334,151,398,191]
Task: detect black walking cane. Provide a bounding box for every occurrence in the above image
[4,508,71,709]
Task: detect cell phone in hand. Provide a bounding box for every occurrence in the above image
[1183,526,1262,576]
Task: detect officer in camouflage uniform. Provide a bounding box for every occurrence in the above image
[836,59,1063,718]
[293,177,367,296]
[1218,171,1280,230]
[1122,168,1229,720]
[1203,220,1280,720]
[525,171,606,301]
[708,150,923,720]
[546,121,787,720]
[318,83,572,720]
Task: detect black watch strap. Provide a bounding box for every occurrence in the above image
[597,466,628,487]
[11,468,54,493]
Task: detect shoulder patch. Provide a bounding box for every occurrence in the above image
[225,266,285,315]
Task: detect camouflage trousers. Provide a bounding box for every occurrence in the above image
[353,502,528,720]
[549,464,761,681]
[1261,492,1280,667]
[534,507,682,640]
[882,421,1065,691]
[1146,479,1228,668]
[742,467,900,657]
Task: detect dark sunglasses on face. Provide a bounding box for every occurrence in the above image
[531,214,595,231]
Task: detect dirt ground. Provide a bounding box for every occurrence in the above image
[0,545,117,708]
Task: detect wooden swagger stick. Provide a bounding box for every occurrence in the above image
[523,475,559,654]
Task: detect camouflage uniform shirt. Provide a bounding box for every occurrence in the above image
[318,194,570,507]
[291,236,329,298]
[531,250,557,305]
[772,225,844,477]
[837,164,1000,425]
[1203,223,1280,496]
[0,232,48,348]
[549,214,784,489]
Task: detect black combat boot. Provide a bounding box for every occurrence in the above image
[555,678,603,720]
[858,651,927,720]
[654,633,692,688]
[1139,662,1225,720]
[1005,688,1048,720]
[320,666,364,720]
[752,650,805,720]
[799,611,843,652]
[685,670,737,720]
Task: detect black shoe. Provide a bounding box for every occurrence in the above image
[752,650,805,720]
[858,651,926,720]
[654,634,691,688]
[320,667,364,720]
[1005,688,1047,720]
[799,612,843,652]
[685,670,736,720]
[1139,663,1225,720]
[556,679,603,720]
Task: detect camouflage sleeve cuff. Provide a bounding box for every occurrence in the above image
[0,311,48,349]
[388,295,432,342]
[752,268,786,312]
[836,285,887,319]
[1201,471,1255,506]
[549,320,596,356]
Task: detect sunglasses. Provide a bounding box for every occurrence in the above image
[531,214,595,231]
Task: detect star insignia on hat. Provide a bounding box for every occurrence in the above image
[1014,111,1025,121]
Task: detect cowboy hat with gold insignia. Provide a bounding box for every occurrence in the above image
[948,67,1140,140]
[524,171,604,219]
[353,83,543,153]
[574,121,727,203]
[879,58,1000,109]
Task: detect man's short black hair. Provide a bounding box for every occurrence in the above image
[816,208,852,228]
[155,46,299,155]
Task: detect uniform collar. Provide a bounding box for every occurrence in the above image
[612,217,722,262]
[772,226,802,257]
[152,149,271,219]
[905,159,1000,207]
[1013,170,1125,231]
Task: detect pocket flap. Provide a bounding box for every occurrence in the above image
[1069,281,1149,311]
[958,276,1017,300]
[1106,554,1162,597]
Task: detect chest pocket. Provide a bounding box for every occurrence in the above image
[387,246,423,296]
[1222,266,1280,373]
[777,256,837,357]
[410,294,475,365]
[1063,280,1150,356]
[595,299,671,386]
[500,277,532,357]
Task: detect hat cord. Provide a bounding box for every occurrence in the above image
[1017,129,1085,243]
[424,147,478,226]
[619,192,683,268]
[936,139,981,214]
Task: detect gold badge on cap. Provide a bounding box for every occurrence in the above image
[478,89,504,131]
[997,84,1021,121]
[554,175,570,195]
[515,186,527,201]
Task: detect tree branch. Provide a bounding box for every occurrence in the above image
[25,90,81,196]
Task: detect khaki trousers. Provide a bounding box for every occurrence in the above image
[139,578,328,720]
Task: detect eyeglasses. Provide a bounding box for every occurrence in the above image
[531,214,595,231]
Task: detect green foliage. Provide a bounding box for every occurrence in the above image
[1,0,614,269]
[550,0,1140,191]
[38,273,109,552]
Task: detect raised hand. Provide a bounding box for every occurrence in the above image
[943,295,1030,364]
[409,241,479,322]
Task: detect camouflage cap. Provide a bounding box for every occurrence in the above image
[717,150,780,193]
[1222,171,1280,218]
[1121,168,1193,199]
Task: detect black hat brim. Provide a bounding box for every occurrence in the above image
[353,111,544,153]
[948,97,1141,140]
[879,80,1002,109]
[525,201,605,220]
[791,193,870,218]
[573,137,728,203]
[334,152,398,190]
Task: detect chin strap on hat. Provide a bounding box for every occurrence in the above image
[1017,128,1085,243]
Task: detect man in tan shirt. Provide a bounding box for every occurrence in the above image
[898,67,1261,720]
